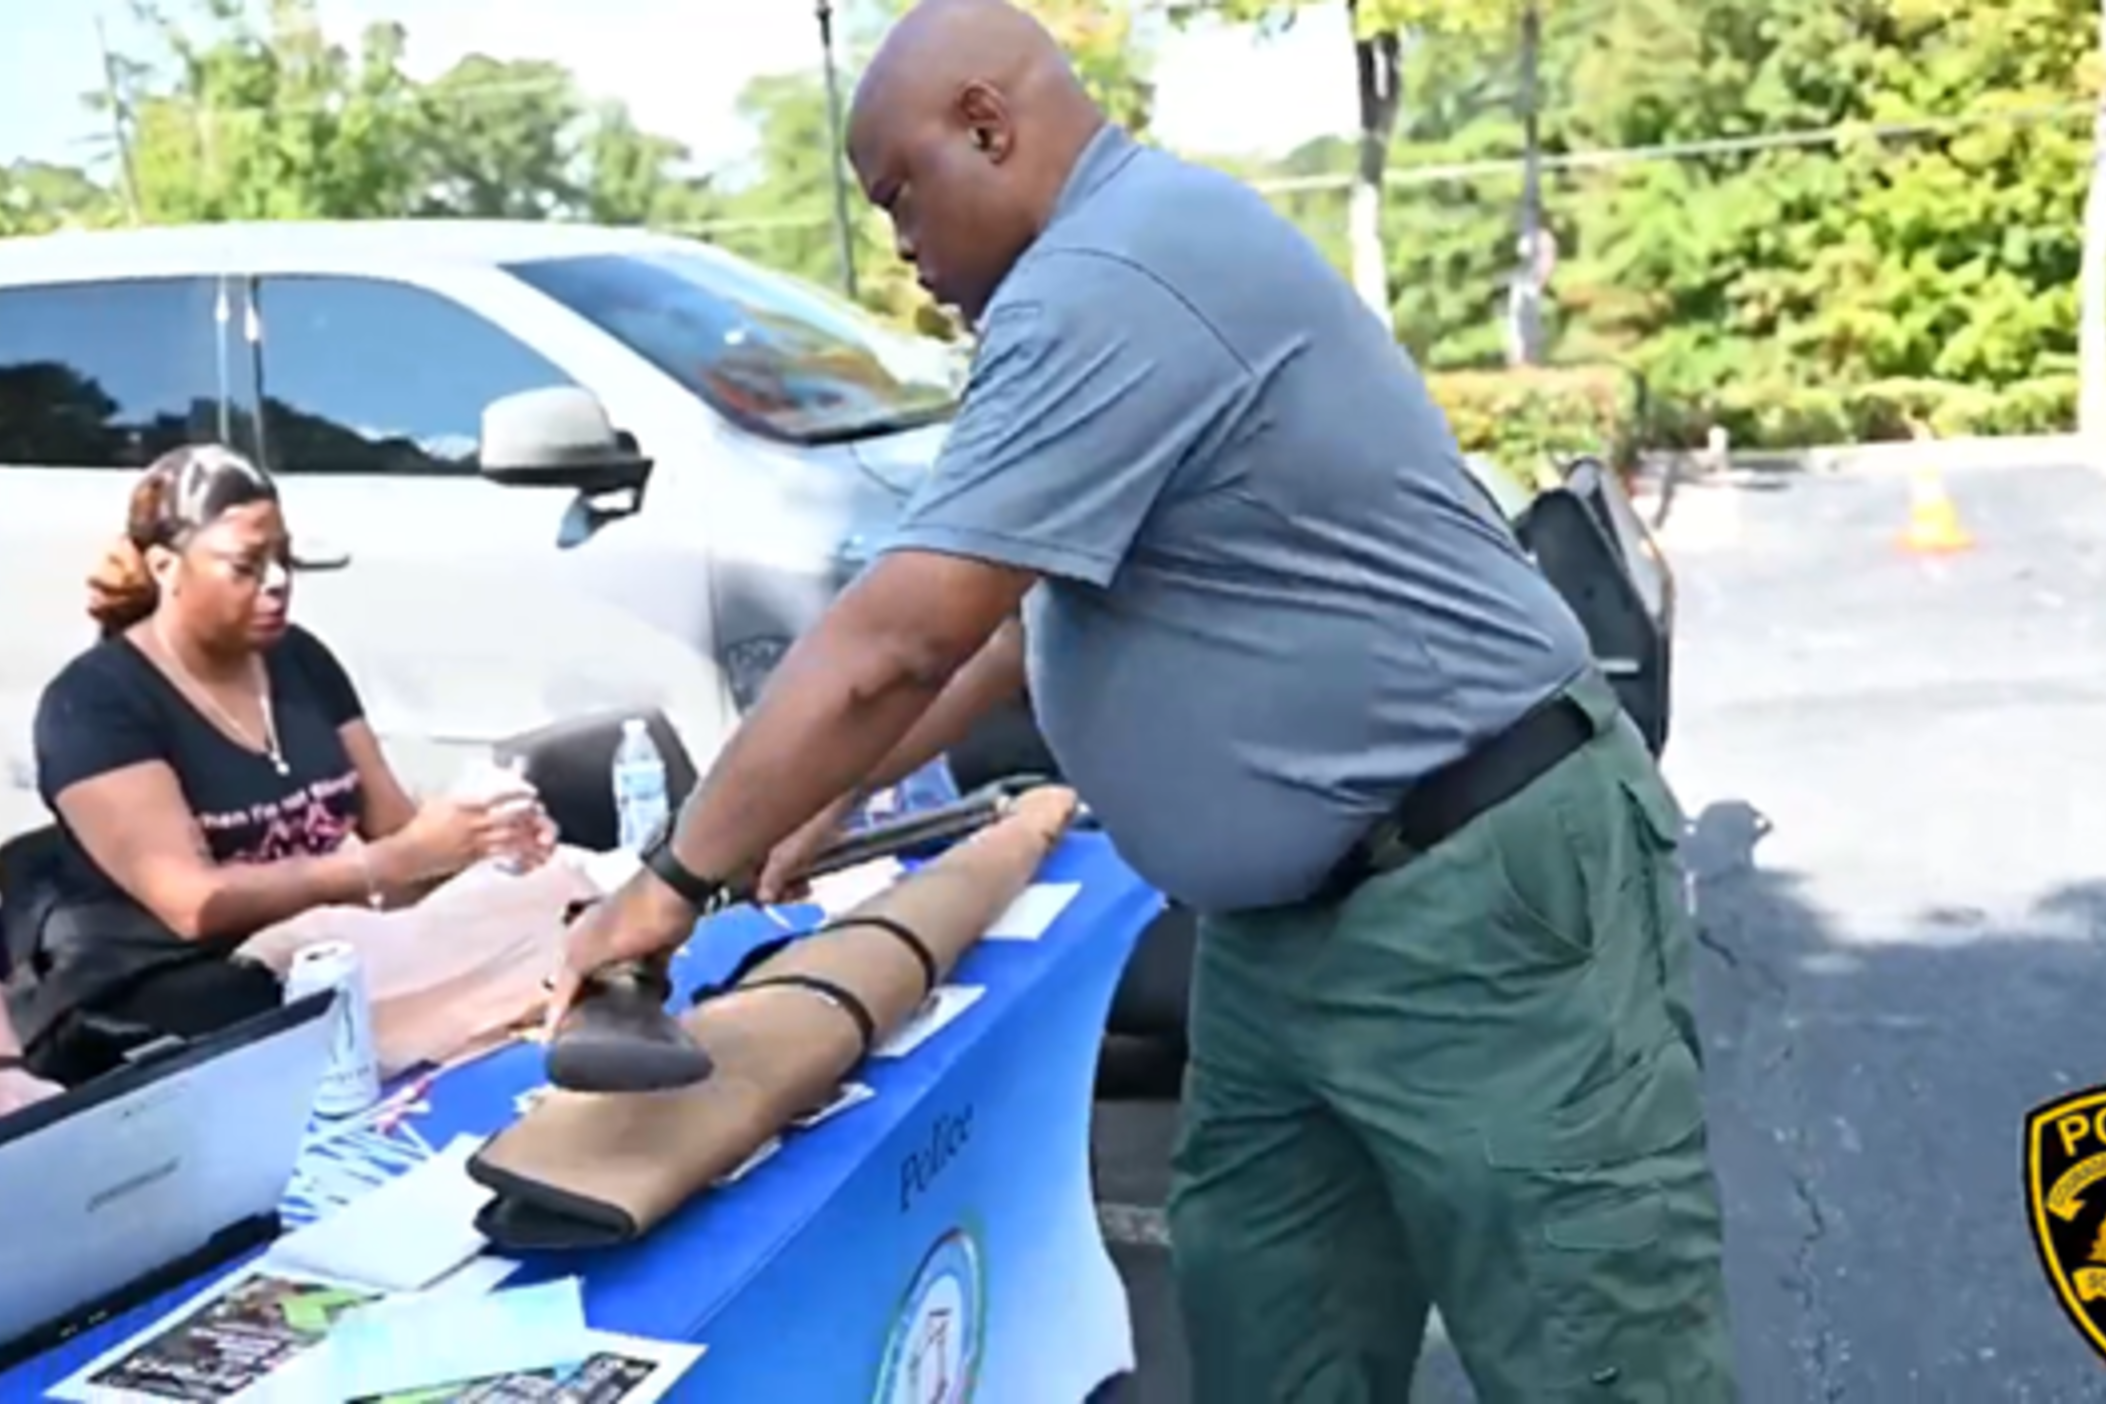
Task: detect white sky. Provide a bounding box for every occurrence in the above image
[0,0,1356,174]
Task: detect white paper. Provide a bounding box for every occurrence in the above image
[871,985,986,1060]
[313,1277,593,1400]
[264,1135,492,1292]
[808,857,906,915]
[414,1255,520,1302]
[985,880,1081,941]
[716,1136,783,1185]
[789,1081,875,1131]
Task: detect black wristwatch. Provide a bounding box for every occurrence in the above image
[639,820,736,916]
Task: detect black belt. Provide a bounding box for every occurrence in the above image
[1314,689,1596,904]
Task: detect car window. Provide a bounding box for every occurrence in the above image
[506,246,960,446]
[252,276,574,475]
[0,278,227,469]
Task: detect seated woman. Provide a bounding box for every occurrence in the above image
[11,445,549,1085]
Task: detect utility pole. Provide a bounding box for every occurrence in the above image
[1507,0,1547,367]
[815,0,860,300]
[94,14,142,224]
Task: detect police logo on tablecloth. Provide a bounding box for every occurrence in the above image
[874,1226,985,1404]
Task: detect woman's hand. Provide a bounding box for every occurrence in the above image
[375,794,516,884]
[755,792,860,904]
[491,803,559,873]
[0,1064,61,1116]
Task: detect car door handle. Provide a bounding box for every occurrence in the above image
[295,546,353,572]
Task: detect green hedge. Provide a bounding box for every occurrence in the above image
[1427,367,2078,479]
[1707,375,2077,447]
[1426,366,1639,491]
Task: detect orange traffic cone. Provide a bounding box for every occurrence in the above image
[1899,463,1972,554]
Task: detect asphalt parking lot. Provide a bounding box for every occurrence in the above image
[1090,456,2106,1401]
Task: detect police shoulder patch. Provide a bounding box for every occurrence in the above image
[2025,1084,2106,1360]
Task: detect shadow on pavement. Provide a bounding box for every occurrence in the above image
[1684,798,2106,1402]
[1106,797,2106,1403]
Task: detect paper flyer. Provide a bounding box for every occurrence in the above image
[789,1080,874,1132]
[871,985,985,1059]
[49,1267,699,1404]
[344,1336,704,1403]
[49,1268,383,1402]
[984,880,1081,940]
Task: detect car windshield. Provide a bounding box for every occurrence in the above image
[506,245,962,445]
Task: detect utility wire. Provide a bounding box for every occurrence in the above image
[1249,97,2094,195]
[681,95,2093,238]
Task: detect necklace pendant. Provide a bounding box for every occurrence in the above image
[271,755,290,776]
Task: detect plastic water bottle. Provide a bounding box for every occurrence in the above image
[457,750,535,873]
[612,718,669,853]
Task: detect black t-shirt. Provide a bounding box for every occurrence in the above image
[33,624,370,908]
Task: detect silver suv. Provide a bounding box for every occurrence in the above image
[0,220,965,833]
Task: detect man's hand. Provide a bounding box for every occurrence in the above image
[0,1064,60,1116]
[755,792,860,905]
[543,873,699,1035]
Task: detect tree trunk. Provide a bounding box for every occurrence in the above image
[2081,1,2106,455]
[1348,0,1403,326]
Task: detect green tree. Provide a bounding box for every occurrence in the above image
[1186,0,1513,317]
[1014,0,1158,134]
[1551,0,2091,418]
[1208,0,2090,447]
[97,0,717,226]
[720,0,1158,333]
[0,162,117,235]
[2067,0,2104,437]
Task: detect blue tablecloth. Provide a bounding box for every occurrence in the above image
[6,831,1164,1403]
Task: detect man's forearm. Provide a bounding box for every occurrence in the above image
[662,605,1012,890]
[597,551,1034,943]
[862,617,1026,793]
[667,645,937,885]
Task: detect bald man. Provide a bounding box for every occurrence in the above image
[553,1,1737,1398]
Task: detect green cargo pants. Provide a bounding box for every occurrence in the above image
[1167,675,1736,1403]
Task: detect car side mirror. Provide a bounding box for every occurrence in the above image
[478,387,653,498]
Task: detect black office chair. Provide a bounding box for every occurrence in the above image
[950,696,1192,1099]
[0,824,62,983]
[492,708,700,854]
[1517,456,1676,757]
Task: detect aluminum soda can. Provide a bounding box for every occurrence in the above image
[284,940,382,1118]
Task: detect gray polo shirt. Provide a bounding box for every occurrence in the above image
[883,125,1590,913]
